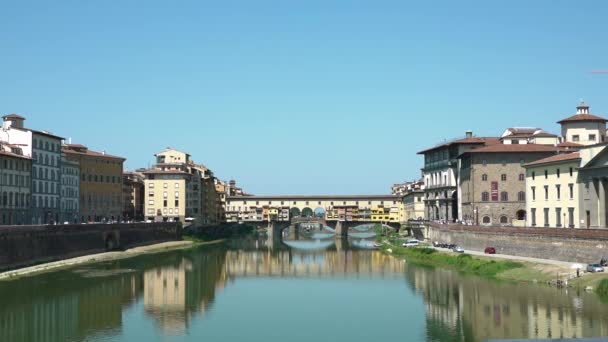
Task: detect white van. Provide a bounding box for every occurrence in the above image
[402,239,420,247]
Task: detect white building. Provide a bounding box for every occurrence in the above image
[0,114,64,224]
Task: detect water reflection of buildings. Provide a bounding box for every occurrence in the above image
[144,260,190,334]
[0,272,142,342]
[407,266,608,341]
[223,250,404,279]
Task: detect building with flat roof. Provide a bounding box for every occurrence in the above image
[63,144,125,222]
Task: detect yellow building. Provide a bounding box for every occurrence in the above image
[404,189,425,221]
[63,144,125,222]
[143,149,193,222]
[524,153,581,228]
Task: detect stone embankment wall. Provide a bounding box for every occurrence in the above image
[427,223,608,263]
[0,222,181,272]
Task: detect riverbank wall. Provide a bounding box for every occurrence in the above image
[426,223,608,264]
[0,222,181,272]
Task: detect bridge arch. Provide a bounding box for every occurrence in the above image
[290,207,301,218]
[314,207,325,218]
[301,207,313,218]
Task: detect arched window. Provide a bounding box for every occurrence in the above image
[482,174,488,181]
[499,216,509,224]
[482,192,489,202]
[518,191,525,201]
[500,191,508,201]
[519,173,525,181]
[482,216,491,225]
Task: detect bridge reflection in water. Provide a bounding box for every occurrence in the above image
[2,244,608,341]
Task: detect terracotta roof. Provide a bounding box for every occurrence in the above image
[523,152,580,167]
[557,141,584,148]
[417,137,500,154]
[531,132,558,138]
[461,143,561,154]
[62,147,125,161]
[2,114,25,120]
[64,143,87,149]
[557,113,607,124]
[0,150,31,160]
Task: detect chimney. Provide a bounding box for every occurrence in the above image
[465,130,473,138]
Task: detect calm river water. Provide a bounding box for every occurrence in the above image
[2,238,608,342]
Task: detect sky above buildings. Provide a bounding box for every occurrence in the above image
[1,0,607,195]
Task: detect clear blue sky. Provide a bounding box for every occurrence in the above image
[1,0,607,195]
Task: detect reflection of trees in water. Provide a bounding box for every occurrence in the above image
[405,265,608,342]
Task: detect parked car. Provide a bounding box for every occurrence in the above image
[587,264,605,273]
[452,245,465,253]
[402,239,420,247]
[484,247,496,254]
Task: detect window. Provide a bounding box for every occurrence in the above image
[175,199,179,207]
[148,200,154,205]
[175,191,179,198]
[532,171,535,180]
[556,185,561,200]
[482,159,487,166]
[519,173,524,181]
[175,183,179,188]
[501,160,506,166]
[149,191,154,197]
[556,169,560,178]
[482,216,491,225]
[163,200,167,207]
[149,183,154,188]
[531,187,536,201]
[556,208,562,227]
[500,192,508,201]
[481,192,489,202]
[543,208,549,227]
[499,216,508,224]
[518,191,525,201]
[163,183,168,188]
[511,139,519,144]
[572,135,580,142]
[568,183,574,199]
[501,174,507,181]
[482,174,488,181]
[569,167,573,177]
[544,186,549,200]
[589,134,596,142]
[568,207,574,228]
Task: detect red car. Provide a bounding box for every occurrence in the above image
[484,247,496,254]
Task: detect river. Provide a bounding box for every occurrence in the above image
[1,237,608,341]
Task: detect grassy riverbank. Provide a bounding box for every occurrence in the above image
[384,244,524,278]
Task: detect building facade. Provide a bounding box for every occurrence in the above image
[458,144,560,226]
[404,189,425,221]
[0,114,63,224]
[577,145,608,228]
[418,132,499,222]
[524,153,581,228]
[60,155,80,224]
[0,144,32,225]
[143,149,195,222]
[63,144,125,222]
[123,171,145,221]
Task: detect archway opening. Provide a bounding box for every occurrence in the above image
[516,210,526,221]
[290,207,301,218]
[314,207,325,218]
[301,207,313,218]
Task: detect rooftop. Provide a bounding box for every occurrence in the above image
[417,136,500,154]
[461,143,561,154]
[523,152,581,167]
[557,102,607,124]
[63,144,125,161]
